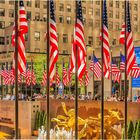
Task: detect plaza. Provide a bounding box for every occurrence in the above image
[0,0,140,139]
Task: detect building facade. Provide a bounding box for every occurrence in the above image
[0,0,140,96]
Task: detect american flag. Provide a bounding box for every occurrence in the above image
[90,55,101,79]
[26,68,31,86]
[56,64,60,86]
[119,2,136,75]
[75,0,86,80]
[111,62,121,83]
[100,0,110,79]
[120,53,125,71]
[85,69,89,86]
[1,64,10,85]
[68,61,73,84]
[12,0,28,74]
[41,71,47,86]
[31,69,36,86]
[62,62,68,86]
[130,62,140,78]
[49,0,58,81]
[9,64,15,85]
[119,23,125,44]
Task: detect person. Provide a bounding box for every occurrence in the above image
[137,96,140,103]
[133,94,138,102]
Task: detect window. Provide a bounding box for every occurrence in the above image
[9,9,14,18]
[122,14,124,20]
[35,12,40,21]
[115,23,120,30]
[116,11,119,19]
[27,11,31,20]
[66,16,71,24]
[109,22,113,29]
[89,19,93,27]
[26,0,31,7]
[96,37,101,46]
[95,20,100,28]
[122,3,124,9]
[9,1,14,5]
[112,39,116,45]
[134,25,138,32]
[35,0,40,8]
[0,37,5,45]
[25,34,28,41]
[109,0,113,7]
[67,4,71,12]
[134,15,137,21]
[63,50,68,54]
[0,21,5,29]
[34,32,40,41]
[59,3,64,11]
[82,7,86,14]
[9,22,14,26]
[96,1,100,5]
[43,13,47,21]
[109,11,113,18]
[134,4,138,11]
[88,36,93,45]
[59,16,64,23]
[89,8,93,15]
[63,34,68,43]
[95,9,100,16]
[83,18,86,25]
[6,36,9,45]
[116,1,119,8]
[0,0,5,3]
[0,9,5,16]
[43,1,47,9]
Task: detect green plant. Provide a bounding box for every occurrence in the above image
[128,120,134,139]
[35,111,47,130]
[132,121,138,140]
[135,120,140,139]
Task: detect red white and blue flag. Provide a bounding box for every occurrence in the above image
[120,53,125,71]
[90,55,101,79]
[100,0,110,79]
[119,2,136,76]
[12,0,28,74]
[49,0,58,81]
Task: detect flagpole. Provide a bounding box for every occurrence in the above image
[124,0,128,139]
[110,50,112,96]
[120,49,122,97]
[26,65,28,99]
[92,50,95,99]
[75,1,78,139]
[62,59,64,95]
[130,76,132,101]
[15,0,19,138]
[1,64,3,99]
[69,57,71,94]
[46,0,50,139]
[31,59,33,100]
[55,63,57,95]
[101,0,104,139]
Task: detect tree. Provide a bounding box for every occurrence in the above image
[135,120,140,139]
[127,120,134,139]
[132,121,138,140]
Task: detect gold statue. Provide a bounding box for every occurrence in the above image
[51,102,124,139]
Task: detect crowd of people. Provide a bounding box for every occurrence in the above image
[1,92,140,103]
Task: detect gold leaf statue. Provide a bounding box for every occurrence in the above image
[51,102,124,139]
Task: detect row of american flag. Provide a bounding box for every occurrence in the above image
[10,0,140,89]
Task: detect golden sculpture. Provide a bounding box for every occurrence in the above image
[51,102,124,139]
